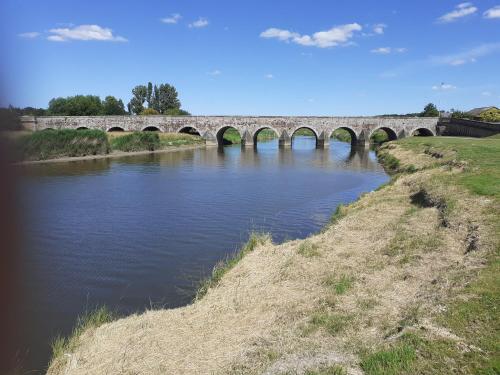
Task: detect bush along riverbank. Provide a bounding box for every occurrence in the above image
[6,129,205,162]
[16,129,110,161]
[47,136,499,375]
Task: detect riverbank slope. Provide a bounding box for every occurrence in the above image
[48,136,499,375]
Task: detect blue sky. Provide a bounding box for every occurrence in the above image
[1,0,499,115]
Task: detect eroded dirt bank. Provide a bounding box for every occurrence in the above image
[48,138,499,375]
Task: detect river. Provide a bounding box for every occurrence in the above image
[15,137,389,373]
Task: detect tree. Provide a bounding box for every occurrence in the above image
[157,84,180,114]
[146,82,153,109]
[421,103,439,117]
[48,97,69,115]
[128,85,148,115]
[102,96,126,115]
[129,82,189,115]
[47,95,102,116]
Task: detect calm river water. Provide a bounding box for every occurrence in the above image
[16,137,388,373]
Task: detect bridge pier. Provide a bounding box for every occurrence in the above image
[317,131,329,149]
[203,131,218,147]
[279,130,291,148]
[241,130,254,148]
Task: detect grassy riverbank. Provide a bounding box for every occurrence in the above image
[47,136,499,375]
[4,130,204,161]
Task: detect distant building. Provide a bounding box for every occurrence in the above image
[466,106,499,118]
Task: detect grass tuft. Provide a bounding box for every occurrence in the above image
[306,312,352,335]
[50,306,115,368]
[298,240,321,258]
[325,274,354,295]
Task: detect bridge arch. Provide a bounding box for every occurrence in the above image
[369,127,398,143]
[107,126,125,132]
[252,126,279,144]
[291,126,319,148]
[142,125,161,132]
[178,126,201,136]
[216,125,242,147]
[330,126,358,145]
[411,128,435,137]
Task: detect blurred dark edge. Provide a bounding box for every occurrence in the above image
[1,99,22,372]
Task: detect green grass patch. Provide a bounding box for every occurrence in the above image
[50,306,115,367]
[306,312,352,335]
[397,136,500,199]
[325,274,354,295]
[298,240,321,258]
[18,129,110,161]
[376,149,400,172]
[109,131,160,152]
[360,341,416,375]
[195,232,271,300]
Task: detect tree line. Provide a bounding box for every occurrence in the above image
[0,82,190,119]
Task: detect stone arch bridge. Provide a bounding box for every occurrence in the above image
[22,116,439,148]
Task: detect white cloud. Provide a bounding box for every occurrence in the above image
[265,74,274,79]
[481,91,492,96]
[189,17,209,28]
[161,14,182,24]
[260,23,362,48]
[373,23,387,35]
[437,2,477,23]
[430,43,500,66]
[432,83,457,91]
[19,32,40,39]
[381,43,500,78]
[47,24,127,42]
[208,70,221,76]
[371,47,391,54]
[484,5,500,19]
[371,47,407,54]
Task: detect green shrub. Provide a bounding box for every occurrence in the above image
[140,108,160,116]
[370,130,389,144]
[479,108,500,122]
[110,132,160,152]
[19,129,109,161]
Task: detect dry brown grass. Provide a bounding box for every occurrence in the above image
[47,142,497,375]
